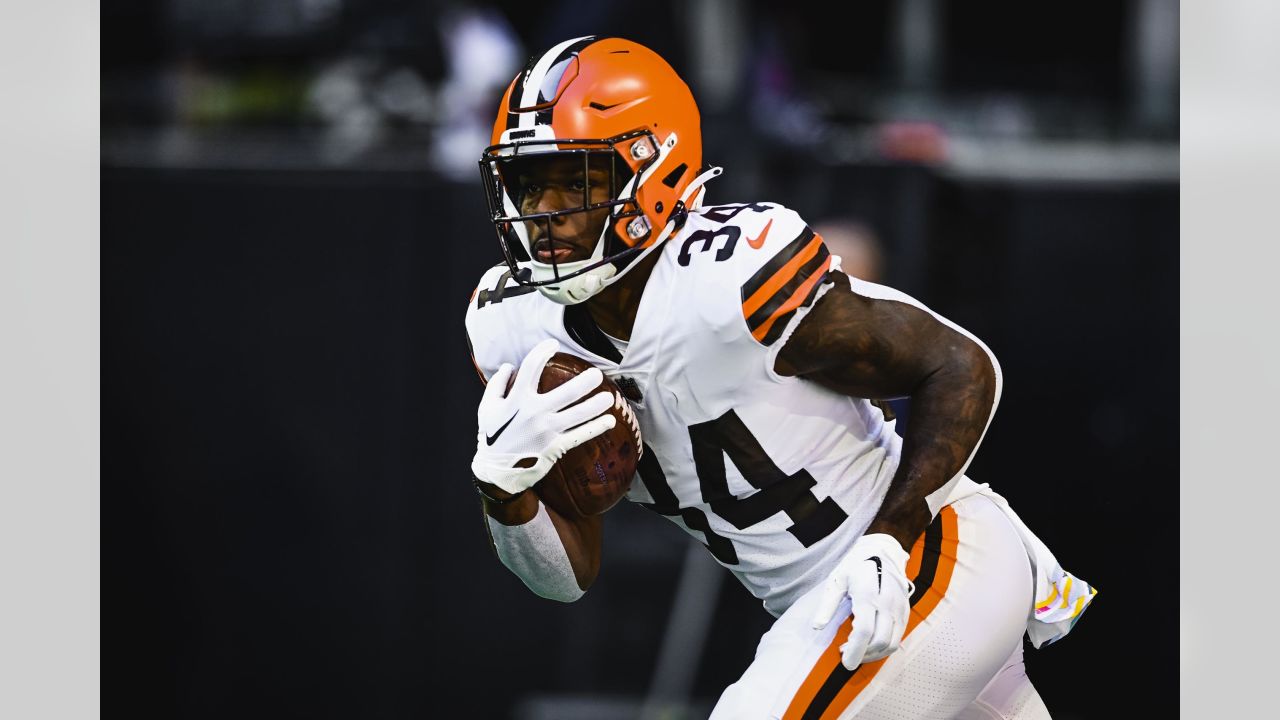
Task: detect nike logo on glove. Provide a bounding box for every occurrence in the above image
[485,412,518,446]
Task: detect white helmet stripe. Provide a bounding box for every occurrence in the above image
[517,35,596,129]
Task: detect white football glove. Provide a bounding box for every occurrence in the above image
[471,338,617,495]
[811,533,915,670]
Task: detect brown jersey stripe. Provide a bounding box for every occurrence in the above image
[745,242,831,331]
[782,506,959,720]
[754,262,834,346]
[741,234,824,321]
[741,227,818,308]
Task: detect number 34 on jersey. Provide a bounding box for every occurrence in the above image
[466,201,901,616]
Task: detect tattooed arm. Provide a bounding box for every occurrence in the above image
[775,273,1000,552]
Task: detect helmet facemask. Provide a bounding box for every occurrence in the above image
[479,36,713,303]
[480,130,685,304]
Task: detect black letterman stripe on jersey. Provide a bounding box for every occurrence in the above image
[504,36,598,134]
[742,228,817,300]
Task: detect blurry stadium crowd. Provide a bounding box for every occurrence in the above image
[102,0,1177,179]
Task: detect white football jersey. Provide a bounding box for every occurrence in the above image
[465,202,906,617]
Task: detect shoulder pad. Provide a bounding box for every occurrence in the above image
[675,203,835,346]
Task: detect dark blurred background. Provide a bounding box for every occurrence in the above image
[104,1,1177,718]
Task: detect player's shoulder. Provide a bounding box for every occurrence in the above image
[672,201,825,287]
[466,263,560,381]
[675,200,807,260]
[465,262,546,360]
[467,263,540,316]
[665,201,835,346]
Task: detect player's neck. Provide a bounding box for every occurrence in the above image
[583,246,662,342]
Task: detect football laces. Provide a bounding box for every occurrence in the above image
[612,390,643,458]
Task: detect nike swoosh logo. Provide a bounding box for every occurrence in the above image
[485,412,518,446]
[746,219,773,249]
[869,556,883,590]
[589,99,642,113]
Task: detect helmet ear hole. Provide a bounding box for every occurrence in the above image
[661,163,688,189]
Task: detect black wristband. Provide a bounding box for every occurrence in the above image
[473,479,527,505]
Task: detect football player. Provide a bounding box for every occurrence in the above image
[465,37,1095,720]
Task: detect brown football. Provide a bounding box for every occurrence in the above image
[509,352,641,516]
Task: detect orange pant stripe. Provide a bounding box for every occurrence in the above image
[782,506,959,720]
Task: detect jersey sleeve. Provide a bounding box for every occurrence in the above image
[731,204,840,350]
[678,203,842,393]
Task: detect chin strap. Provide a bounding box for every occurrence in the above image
[679,165,723,212]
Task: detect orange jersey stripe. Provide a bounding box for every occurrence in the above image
[750,256,833,343]
[742,235,824,318]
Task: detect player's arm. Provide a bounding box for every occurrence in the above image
[478,484,603,593]
[469,338,613,600]
[775,272,1001,552]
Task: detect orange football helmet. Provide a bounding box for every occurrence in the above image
[479,36,721,304]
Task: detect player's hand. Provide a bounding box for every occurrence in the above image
[471,338,617,495]
[810,533,914,670]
